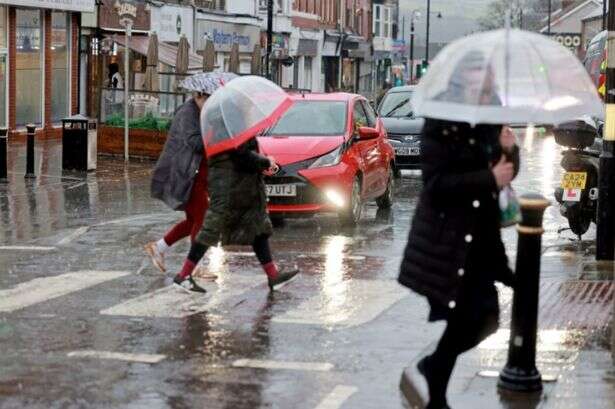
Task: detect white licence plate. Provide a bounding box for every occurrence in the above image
[395,147,420,156]
[266,184,297,197]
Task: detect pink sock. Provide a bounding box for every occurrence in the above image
[263,262,279,279]
[179,259,197,279]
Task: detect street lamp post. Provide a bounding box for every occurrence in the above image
[116,0,136,162]
[425,0,431,63]
[547,0,552,35]
[266,0,273,80]
[597,0,615,261]
[409,10,421,83]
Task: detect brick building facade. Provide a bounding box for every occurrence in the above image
[1,1,88,138]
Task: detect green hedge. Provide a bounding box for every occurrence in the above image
[105,112,171,131]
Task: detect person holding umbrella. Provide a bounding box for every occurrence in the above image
[145,72,237,277]
[173,76,299,293]
[399,24,604,409]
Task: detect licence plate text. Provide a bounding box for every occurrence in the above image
[561,172,587,190]
[395,147,420,156]
[266,184,297,197]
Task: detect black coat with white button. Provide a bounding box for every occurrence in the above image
[398,118,519,312]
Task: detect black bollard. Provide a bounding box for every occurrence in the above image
[0,127,7,182]
[25,124,36,179]
[498,193,550,392]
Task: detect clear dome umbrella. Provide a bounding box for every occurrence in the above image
[200,75,293,157]
[412,28,604,126]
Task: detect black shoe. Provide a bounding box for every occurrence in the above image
[267,267,299,291]
[418,357,451,409]
[173,274,207,294]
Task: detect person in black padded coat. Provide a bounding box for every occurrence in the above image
[398,51,520,409]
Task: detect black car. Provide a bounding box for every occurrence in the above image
[377,86,425,171]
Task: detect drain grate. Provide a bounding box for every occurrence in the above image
[539,280,613,330]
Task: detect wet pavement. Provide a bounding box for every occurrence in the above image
[0,131,613,409]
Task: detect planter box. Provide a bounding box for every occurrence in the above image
[98,125,167,159]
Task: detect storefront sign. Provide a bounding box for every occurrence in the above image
[0,0,95,12]
[261,33,289,59]
[551,33,582,51]
[99,0,150,32]
[150,5,194,45]
[196,20,260,53]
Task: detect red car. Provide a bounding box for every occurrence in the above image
[257,92,396,226]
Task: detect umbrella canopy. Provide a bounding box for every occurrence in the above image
[201,76,293,157]
[202,39,216,72]
[179,72,238,96]
[251,44,261,75]
[412,28,603,126]
[143,32,159,91]
[229,42,240,74]
[175,34,190,75]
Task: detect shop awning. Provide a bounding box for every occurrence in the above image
[108,35,203,71]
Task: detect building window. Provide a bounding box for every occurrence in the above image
[373,5,381,37]
[384,6,391,37]
[373,4,391,38]
[16,8,43,126]
[51,11,70,122]
[0,6,6,127]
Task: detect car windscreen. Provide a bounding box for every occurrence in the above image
[379,91,414,118]
[266,101,347,136]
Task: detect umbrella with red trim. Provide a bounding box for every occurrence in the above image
[200,75,293,157]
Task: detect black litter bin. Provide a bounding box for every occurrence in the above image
[62,115,97,171]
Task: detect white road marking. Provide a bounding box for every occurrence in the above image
[273,279,407,328]
[100,275,259,318]
[0,246,56,251]
[94,213,168,227]
[296,254,366,261]
[67,350,166,364]
[314,385,358,409]
[0,271,130,313]
[57,226,90,246]
[232,359,334,372]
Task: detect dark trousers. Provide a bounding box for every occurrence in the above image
[426,283,499,407]
[187,234,273,266]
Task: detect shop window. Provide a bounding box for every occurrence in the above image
[0,6,6,127]
[16,9,42,126]
[51,11,70,123]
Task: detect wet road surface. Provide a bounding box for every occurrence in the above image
[0,131,611,409]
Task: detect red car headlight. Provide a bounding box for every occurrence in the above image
[308,146,343,169]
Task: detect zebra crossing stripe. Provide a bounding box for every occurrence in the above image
[0,271,130,313]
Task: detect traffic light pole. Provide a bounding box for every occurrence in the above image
[597,0,615,261]
[425,0,431,63]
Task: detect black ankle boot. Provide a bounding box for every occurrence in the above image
[418,357,451,409]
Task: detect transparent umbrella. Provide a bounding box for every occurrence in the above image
[179,72,238,96]
[201,76,293,157]
[412,28,603,126]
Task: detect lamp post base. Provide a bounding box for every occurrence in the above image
[498,365,543,392]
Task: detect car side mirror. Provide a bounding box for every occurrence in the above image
[357,126,380,140]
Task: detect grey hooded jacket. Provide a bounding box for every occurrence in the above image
[151,98,204,210]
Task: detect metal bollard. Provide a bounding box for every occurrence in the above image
[498,193,550,392]
[0,127,7,182]
[25,124,36,179]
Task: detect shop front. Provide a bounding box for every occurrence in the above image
[292,36,320,91]
[0,0,89,136]
[196,17,260,75]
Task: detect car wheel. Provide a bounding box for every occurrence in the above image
[339,178,362,226]
[271,216,286,228]
[376,167,394,209]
